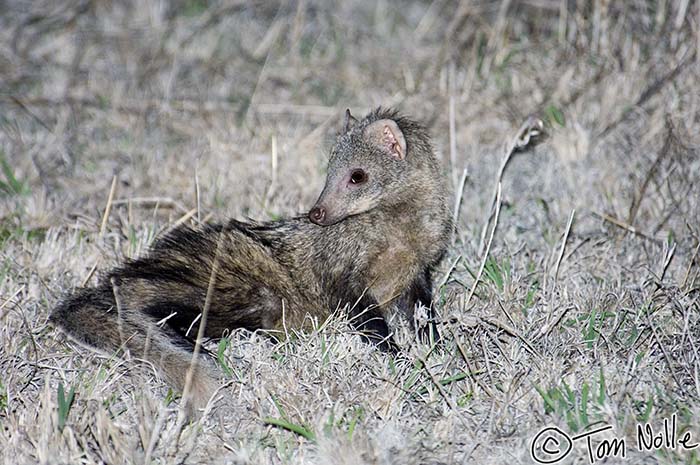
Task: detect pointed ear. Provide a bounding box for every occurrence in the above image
[343,109,359,133]
[364,119,407,160]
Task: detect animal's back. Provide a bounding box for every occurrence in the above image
[50,219,312,410]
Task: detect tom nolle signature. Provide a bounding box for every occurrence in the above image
[530,414,698,464]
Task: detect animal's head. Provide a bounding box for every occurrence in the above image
[309,108,423,226]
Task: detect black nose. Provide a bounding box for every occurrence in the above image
[309,206,326,224]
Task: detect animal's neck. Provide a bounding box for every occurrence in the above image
[375,184,449,259]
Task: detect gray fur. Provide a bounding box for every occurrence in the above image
[49,107,452,410]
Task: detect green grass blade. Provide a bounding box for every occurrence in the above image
[264,417,316,441]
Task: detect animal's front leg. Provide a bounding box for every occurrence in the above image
[401,268,440,344]
[348,292,398,353]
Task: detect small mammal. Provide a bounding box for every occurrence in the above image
[50,108,452,409]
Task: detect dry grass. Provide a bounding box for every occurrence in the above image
[1,1,700,464]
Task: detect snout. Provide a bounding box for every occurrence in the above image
[308,206,327,225]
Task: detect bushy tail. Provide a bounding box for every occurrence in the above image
[50,286,122,353]
[49,284,218,410]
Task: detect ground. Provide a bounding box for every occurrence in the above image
[1,1,699,464]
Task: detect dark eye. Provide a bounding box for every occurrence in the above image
[350,169,367,184]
